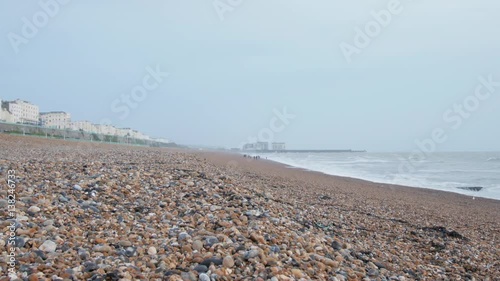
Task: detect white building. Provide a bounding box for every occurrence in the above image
[120,128,135,137]
[0,99,16,123]
[40,111,71,129]
[114,128,148,140]
[130,130,143,139]
[0,108,14,123]
[152,137,170,143]
[70,121,94,132]
[131,130,149,140]
[94,124,117,136]
[139,133,150,140]
[115,128,129,137]
[4,99,39,125]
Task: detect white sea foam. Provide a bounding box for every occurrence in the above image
[487,157,500,162]
[252,152,500,200]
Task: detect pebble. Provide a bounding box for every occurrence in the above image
[194,265,208,273]
[245,210,262,217]
[93,245,112,253]
[147,246,157,255]
[332,240,342,250]
[198,273,210,281]
[118,240,132,247]
[205,236,219,247]
[291,269,304,278]
[244,249,260,260]
[39,240,57,253]
[200,258,223,267]
[181,272,197,281]
[28,206,41,213]
[125,247,136,257]
[270,245,280,253]
[223,256,235,268]
[179,232,191,241]
[78,248,89,260]
[368,269,379,276]
[83,262,98,272]
[192,240,203,251]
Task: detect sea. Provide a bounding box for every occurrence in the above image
[247,152,500,200]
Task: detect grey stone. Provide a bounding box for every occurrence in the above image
[194,264,208,273]
[198,273,210,281]
[39,240,57,253]
[244,210,262,217]
[0,199,8,208]
[181,272,197,281]
[178,232,190,241]
[200,258,223,267]
[368,269,379,276]
[331,240,342,250]
[78,249,90,260]
[270,245,280,253]
[205,236,219,247]
[244,249,259,260]
[83,262,98,272]
[125,247,136,257]
[28,206,41,213]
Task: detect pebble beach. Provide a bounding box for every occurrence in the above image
[0,135,499,281]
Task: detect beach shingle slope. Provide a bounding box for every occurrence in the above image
[0,135,498,280]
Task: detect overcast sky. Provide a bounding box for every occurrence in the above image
[1,0,499,151]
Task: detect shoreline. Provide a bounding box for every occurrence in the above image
[203,150,500,203]
[1,135,499,280]
[229,150,500,202]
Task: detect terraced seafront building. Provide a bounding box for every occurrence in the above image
[1,97,169,143]
[70,121,95,133]
[40,111,71,129]
[2,99,39,125]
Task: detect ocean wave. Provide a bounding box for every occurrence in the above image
[266,153,500,200]
[352,159,391,164]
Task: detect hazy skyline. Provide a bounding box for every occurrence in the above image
[1,0,499,151]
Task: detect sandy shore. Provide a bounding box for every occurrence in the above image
[0,135,498,280]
